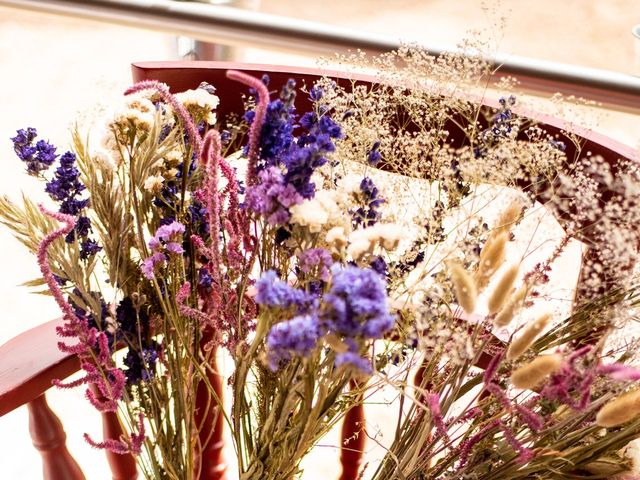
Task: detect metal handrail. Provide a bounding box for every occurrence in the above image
[2,0,640,112]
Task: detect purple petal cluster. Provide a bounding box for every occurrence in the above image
[244,79,342,200]
[141,221,186,280]
[367,141,382,166]
[335,351,372,374]
[298,248,332,281]
[353,177,385,227]
[11,127,58,175]
[284,111,342,199]
[322,265,395,339]
[255,270,310,309]
[265,314,322,370]
[244,167,302,225]
[123,340,161,384]
[11,128,100,259]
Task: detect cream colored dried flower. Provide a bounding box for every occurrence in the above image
[175,88,219,124]
[163,168,179,181]
[510,354,563,389]
[475,231,508,291]
[596,390,640,428]
[506,313,552,361]
[494,284,528,327]
[347,238,374,260]
[143,174,165,194]
[326,226,348,249]
[487,264,519,314]
[374,223,403,250]
[289,190,344,233]
[449,262,477,315]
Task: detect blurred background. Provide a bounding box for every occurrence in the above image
[0,0,639,478]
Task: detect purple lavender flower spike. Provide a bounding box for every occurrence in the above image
[11,127,58,175]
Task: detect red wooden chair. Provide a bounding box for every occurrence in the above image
[0,62,637,480]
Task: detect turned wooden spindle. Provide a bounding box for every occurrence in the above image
[194,339,226,480]
[88,384,138,480]
[339,381,366,480]
[27,394,86,480]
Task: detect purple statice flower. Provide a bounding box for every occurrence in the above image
[298,248,332,281]
[266,314,322,370]
[123,340,160,384]
[116,296,150,338]
[141,251,167,280]
[369,256,388,278]
[198,267,213,291]
[309,85,323,101]
[242,78,341,200]
[244,77,296,168]
[283,113,342,199]
[155,220,186,242]
[254,270,310,309]
[244,166,302,225]
[11,127,58,175]
[367,141,382,166]
[322,265,395,339]
[353,177,385,227]
[141,221,186,280]
[80,239,102,260]
[335,352,372,374]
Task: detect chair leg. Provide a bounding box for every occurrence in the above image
[339,382,366,480]
[27,394,86,480]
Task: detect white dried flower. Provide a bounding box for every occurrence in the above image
[175,88,219,124]
[143,174,165,194]
[326,226,347,248]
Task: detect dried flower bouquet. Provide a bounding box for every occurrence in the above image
[3,46,640,480]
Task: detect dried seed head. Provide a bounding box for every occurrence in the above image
[494,284,529,327]
[510,354,563,389]
[475,232,508,291]
[487,264,520,314]
[494,200,523,234]
[449,262,477,315]
[506,313,552,361]
[596,390,640,428]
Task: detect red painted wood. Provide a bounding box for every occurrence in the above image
[0,318,80,417]
[339,382,366,480]
[194,341,226,480]
[88,384,139,480]
[27,394,86,480]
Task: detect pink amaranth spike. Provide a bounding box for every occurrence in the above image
[225,70,269,188]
